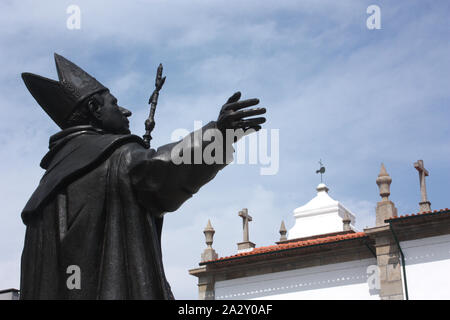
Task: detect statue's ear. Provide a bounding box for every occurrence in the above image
[88,98,102,121]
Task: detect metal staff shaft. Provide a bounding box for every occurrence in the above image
[143,63,166,148]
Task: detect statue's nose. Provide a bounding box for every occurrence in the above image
[119,107,132,117]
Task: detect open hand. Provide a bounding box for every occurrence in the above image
[217,92,266,133]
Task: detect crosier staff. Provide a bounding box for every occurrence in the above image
[143,63,166,149]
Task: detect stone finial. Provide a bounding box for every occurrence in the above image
[414,160,431,213]
[375,163,398,226]
[237,208,255,252]
[316,183,329,193]
[204,220,215,248]
[376,163,392,201]
[343,212,352,231]
[279,220,287,241]
[201,220,218,262]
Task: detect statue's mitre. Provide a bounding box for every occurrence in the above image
[21,53,108,128]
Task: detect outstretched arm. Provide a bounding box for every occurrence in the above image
[129,92,267,215]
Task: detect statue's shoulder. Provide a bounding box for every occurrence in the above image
[103,133,146,153]
[112,135,158,167]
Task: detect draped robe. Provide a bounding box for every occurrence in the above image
[20,122,228,299]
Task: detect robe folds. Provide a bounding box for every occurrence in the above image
[20,122,228,299]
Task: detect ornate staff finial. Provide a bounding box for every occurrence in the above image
[143,63,166,149]
[316,159,326,183]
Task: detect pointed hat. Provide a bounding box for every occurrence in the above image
[21,53,108,128]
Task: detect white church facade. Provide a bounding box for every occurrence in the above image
[189,161,450,300]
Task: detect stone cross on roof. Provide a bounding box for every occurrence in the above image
[239,208,252,242]
[414,160,431,212]
[237,208,255,252]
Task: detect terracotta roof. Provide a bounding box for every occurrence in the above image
[200,232,367,265]
[276,230,355,244]
[385,208,450,222]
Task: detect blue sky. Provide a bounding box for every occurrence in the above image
[0,0,449,299]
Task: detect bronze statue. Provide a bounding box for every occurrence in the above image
[19,53,266,299]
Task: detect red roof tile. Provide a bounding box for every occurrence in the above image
[201,232,367,265]
[385,208,450,222]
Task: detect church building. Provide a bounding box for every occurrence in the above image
[189,161,450,300]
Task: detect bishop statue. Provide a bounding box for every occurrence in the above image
[19,54,266,299]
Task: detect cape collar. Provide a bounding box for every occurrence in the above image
[22,126,146,224]
[41,125,104,169]
[49,125,103,147]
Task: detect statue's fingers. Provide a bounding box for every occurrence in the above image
[228,107,266,120]
[232,117,266,128]
[243,125,262,134]
[225,91,241,104]
[231,125,262,142]
[223,98,259,111]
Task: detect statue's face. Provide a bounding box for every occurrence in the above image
[96,92,132,134]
